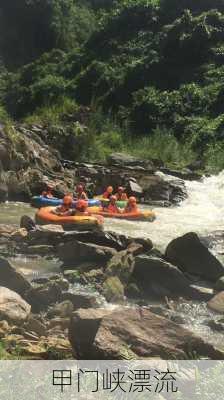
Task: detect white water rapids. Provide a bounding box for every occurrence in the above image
[105,171,224,251]
[1,171,224,250]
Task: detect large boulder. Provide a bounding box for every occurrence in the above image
[165,233,224,281]
[25,282,62,313]
[57,240,117,268]
[140,173,187,205]
[69,308,112,358]
[0,258,31,295]
[208,292,224,314]
[102,276,125,302]
[69,307,224,359]
[107,153,146,167]
[0,287,31,324]
[132,254,207,300]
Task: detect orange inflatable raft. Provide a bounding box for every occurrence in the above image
[87,206,156,222]
[35,207,104,230]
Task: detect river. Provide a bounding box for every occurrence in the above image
[1,172,224,349]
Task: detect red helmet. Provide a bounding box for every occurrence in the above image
[129,196,137,204]
[117,186,124,192]
[76,199,88,211]
[77,184,84,193]
[63,195,73,206]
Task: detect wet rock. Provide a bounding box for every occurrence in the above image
[70,307,224,360]
[166,232,224,281]
[160,168,202,181]
[20,216,36,232]
[0,258,31,295]
[125,283,141,299]
[25,245,55,256]
[27,225,65,246]
[47,301,74,319]
[48,317,70,331]
[208,292,224,314]
[51,278,69,292]
[107,153,146,167]
[132,254,205,300]
[215,276,224,292]
[0,224,18,236]
[103,276,124,303]
[63,270,81,284]
[24,317,47,337]
[0,287,31,324]
[0,320,10,338]
[141,173,187,205]
[206,319,224,332]
[106,250,135,283]
[44,336,72,359]
[69,308,111,358]
[61,293,98,309]
[84,269,104,284]
[0,181,8,202]
[127,180,143,197]
[58,240,117,268]
[10,228,28,242]
[25,282,62,313]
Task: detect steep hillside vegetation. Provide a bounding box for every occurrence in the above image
[1,0,224,170]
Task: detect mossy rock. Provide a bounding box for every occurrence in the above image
[103,276,124,303]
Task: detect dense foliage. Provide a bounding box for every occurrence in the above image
[1,0,224,169]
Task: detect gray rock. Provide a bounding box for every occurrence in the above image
[132,254,208,300]
[0,287,31,324]
[69,307,224,360]
[57,240,117,268]
[0,258,31,295]
[166,232,224,282]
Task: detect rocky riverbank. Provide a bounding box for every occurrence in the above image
[0,220,224,359]
[0,123,202,205]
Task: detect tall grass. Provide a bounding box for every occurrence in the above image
[23,104,198,168]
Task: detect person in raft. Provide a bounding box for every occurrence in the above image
[52,195,74,216]
[102,186,113,199]
[115,186,128,201]
[74,184,88,200]
[107,195,121,214]
[42,184,54,199]
[75,199,89,215]
[124,196,138,213]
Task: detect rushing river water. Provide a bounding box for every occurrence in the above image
[1,171,224,349]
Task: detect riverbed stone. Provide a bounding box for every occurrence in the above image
[105,250,135,283]
[214,276,224,292]
[102,276,125,303]
[24,317,47,337]
[25,282,62,312]
[208,291,224,314]
[0,257,31,295]
[69,307,224,359]
[165,232,224,281]
[0,287,31,324]
[57,240,117,268]
[132,254,206,300]
[60,293,98,309]
[47,300,74,319]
